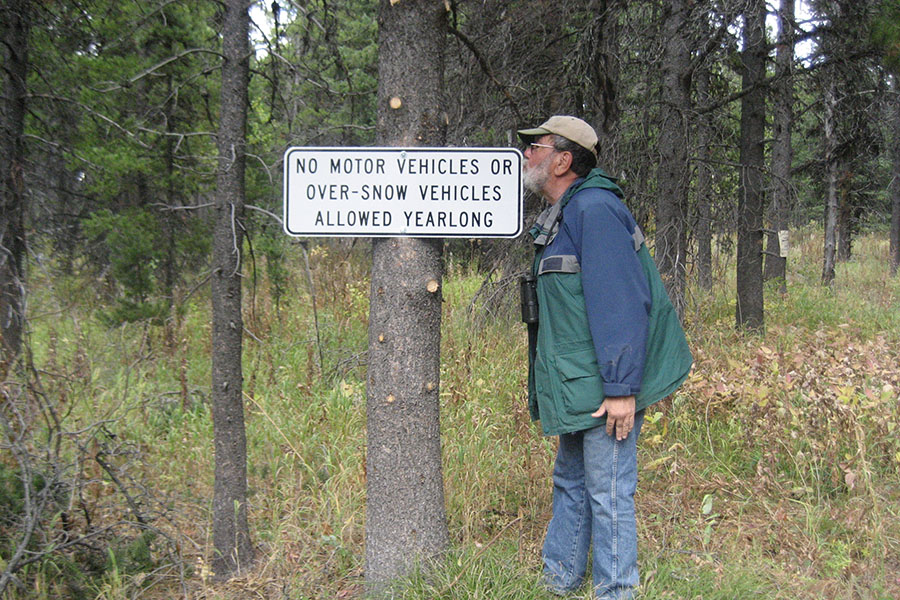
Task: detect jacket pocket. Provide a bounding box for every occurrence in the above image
[555,346,605,415]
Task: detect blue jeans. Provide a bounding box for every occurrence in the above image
[542,410,645,599]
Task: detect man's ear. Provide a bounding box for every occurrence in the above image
[553,151,573,176]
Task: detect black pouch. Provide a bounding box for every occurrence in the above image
[519,273,539,324]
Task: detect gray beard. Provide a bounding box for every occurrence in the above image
[523,156,551,196]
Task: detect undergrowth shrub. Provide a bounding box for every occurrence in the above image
[5,229,898,599]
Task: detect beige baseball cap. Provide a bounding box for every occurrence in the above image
[517,115,598,157]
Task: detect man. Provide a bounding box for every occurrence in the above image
[518,116,692,599]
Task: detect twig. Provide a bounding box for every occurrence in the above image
[446,24,523,123]
[230,202,242,277]
[93,452,148,525]
[0,428,47,594]
[247,153,273,184]
[91,48,225,92]
[245,204,283,225]
[155,202,216,212]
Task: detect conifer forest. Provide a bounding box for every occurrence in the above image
[2,1,900,598]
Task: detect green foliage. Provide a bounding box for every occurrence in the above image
[83,209,159,297]
[26,0,218,313]
[0,464,46,542]
[103,531,158,578]
[83,208,168,324]
[79,200,210,326]
[0,464,26,529]
[249,0,377,150]
[872,0,900,72]
[254,229,291,311]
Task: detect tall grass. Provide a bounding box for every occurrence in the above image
[6,228,899,599]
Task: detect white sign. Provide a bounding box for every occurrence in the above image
[283,147,523,238]
[778,230,790,258]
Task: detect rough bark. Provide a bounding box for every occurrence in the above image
[365,0,449,591]
[891,76,900,277]
[211,0,254,577]
[586,0,623,171]
[822,82,838,286]
[735,0,766,331]
[763,0,795,292]
[655,0,691,317]
[695,64,713,291]
[0,0,29,372]
[837,181,856,261]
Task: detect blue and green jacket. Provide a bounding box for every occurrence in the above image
[527,168,693,436]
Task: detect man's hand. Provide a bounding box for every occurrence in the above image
[592,395,636,440]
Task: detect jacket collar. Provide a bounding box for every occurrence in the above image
[528,169,622,247]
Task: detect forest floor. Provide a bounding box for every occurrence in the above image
[8,227,900,599]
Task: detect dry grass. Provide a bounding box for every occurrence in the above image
[6,228,900,599]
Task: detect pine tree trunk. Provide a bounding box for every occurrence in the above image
[0,0,29,372]
[837,178,853,262]
[763,0,794,293]
[587,0,622,171]
[211,0,253,577]
[365,0,450,591]
[695,65,713,292]
[891,77,900,277]
[735,0,766,331]
[655,0,691,317]
[822,82,838,286]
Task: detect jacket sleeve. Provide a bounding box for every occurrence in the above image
[569,191,651,397]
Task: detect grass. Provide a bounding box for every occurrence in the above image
[3,228,899,599]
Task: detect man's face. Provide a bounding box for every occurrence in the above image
[522,135,557,197]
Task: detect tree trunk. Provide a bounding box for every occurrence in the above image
[735,0,766,331]
[655,0,691,317]
[822,82,838,286]
[587,0,622,171]
[695,64,713,291]
[837,177,854,261]
[162,36,179,326]
[211,0,253,578]
[0,0,29,372]
[891,76,900,277]
[365,0,449,591]
[763,0,794,293]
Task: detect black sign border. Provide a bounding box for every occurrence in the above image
[283,147,524,239]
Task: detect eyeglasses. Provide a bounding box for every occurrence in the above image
[528,142,556,152]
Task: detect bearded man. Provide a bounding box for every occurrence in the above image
[518,116,692,599]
